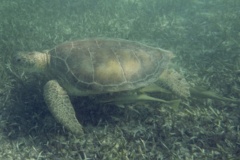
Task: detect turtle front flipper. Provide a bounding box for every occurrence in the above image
[43,80,83,135]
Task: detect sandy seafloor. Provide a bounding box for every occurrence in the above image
[0,0,240,159]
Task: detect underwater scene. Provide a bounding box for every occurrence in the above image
[0,0,240,159]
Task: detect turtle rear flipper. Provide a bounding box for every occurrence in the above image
[159,69,190,98]
[44,80,84,135]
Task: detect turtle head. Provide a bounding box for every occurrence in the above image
[13,51,50,73]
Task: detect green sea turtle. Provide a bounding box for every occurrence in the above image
[13,38,190,135]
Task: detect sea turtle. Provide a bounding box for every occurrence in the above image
[13,38,190,135]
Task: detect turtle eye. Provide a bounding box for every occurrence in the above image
[15,57,22,62]
[13,54,25,65]
[13,55,21,63]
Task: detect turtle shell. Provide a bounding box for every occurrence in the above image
[47,38,173,95]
